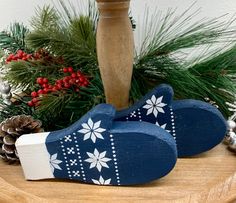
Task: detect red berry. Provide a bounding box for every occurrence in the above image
[64,83,70,88]
[22,57,27,61]
[48,85,53,89]
[13,56,18,60]
[42,83,49,88]
[17,50,23,58]
[7,54,14,61]
[63,68,68,73]
[26,54,32,60]
[27,101,34,107]
[17,50,23,54]
[56,79,63,85]
[36,77,44,85]
[56,84,62,90]
[69,79,76,85]
[75,88,80,92]
[38,89,45,95]
[52,86,58,92]
[63,76,70,83]
[68,67,73,73]
[43,78,49,84]
[79,77,85,83]
[31,91,38,98]
[32,98,38,103]
[71,73,77,78]
[43,88,49,93]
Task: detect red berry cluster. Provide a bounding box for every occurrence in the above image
[27,67,89,107]
[6,49,64,64]
[6,50,32,63]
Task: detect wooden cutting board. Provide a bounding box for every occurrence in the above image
[0,143,235,203]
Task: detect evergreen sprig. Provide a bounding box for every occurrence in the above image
[0,23,30,53]
[4,60,63,90]
[0,95,34,123]
[133,5,236,117]
[34,72,104,131]
[27,4,97,71]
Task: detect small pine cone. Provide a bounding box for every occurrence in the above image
[0,115,43,163]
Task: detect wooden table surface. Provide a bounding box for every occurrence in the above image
[0,143,235,203]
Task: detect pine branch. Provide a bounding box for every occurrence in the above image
[0,23,31,53]
[4,60,63,90]
[27,3,97,71]
[31,6,60,31]
[137,5,236,63]
[0,95,34,123]
[35,72,104,130]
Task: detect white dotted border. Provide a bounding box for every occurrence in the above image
[170,108,177,143]
[109,134,121,185]
[60,138,72,179]
[74,135,86,181]
[137,109,142,121]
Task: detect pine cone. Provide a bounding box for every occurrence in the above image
[0,115,43,163]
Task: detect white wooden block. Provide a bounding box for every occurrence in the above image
[15,132,54,180]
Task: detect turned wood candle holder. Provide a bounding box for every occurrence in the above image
[96,0,134,110]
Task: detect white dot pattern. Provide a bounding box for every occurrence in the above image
[170,108,177,143]
[109,134,120,185]
[60,138,71,179]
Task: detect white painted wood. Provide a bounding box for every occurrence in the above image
[15,132,54,180]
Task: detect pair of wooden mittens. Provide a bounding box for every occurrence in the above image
[16,84,227,185]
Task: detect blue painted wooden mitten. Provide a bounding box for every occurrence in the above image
[15,104,177,186]
[115,84,227,157]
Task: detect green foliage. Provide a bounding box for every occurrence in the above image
[0,95,34,123]
[35,72,104,131]
[133,5,236,117]
[26,3,97,71]
[4,59,63,90]
[0,23,31,53]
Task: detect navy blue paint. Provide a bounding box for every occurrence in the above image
[46,104,177,186]
[115,84,227,157]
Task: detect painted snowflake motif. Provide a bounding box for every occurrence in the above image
[143,95,166,117]
[49,153,62,173]
[85,148,111,172]
[156,122,170,132]
[78,118,106,143]
[130,111,136,118]
[92,176,111,185]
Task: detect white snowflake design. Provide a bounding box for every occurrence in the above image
[78,118,106,143]
[130,111,136,118]
[49,153,62,173]
[85,148,111,172]
[156,122,170,132]
[143,95,167,117]
[92,176,111,185]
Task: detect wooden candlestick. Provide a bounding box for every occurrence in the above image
[96,0,134,110]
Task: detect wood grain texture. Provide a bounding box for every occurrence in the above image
[0,144,235,203]
[96,0,134,110]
